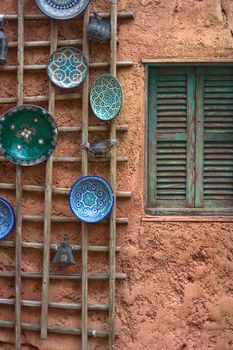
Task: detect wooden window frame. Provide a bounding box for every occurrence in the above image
[144,60,233,218]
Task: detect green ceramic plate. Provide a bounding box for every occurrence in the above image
[89,73,123,121]
[0,105,58,166]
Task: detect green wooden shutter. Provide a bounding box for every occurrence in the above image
[196,67,233,212]
[147,67,195,214]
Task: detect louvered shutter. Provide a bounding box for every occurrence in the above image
[196,67,233,211]
[147,67,195,214]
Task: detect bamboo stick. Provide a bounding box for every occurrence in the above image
[8,38,82,48]
[0,272,127,280]
[0,183,131,198]
[0,298,109,311]
[15,1,24,349]
[0,241,121,252]
[109,0,118,348]
[41,19,57,340]
[5,12,134,21]
[21,215,128,224]
[81,7,90,350]
[0,156,128,162]
[0,320,120,337]
[0,93,82,104]
[0,61,133,72]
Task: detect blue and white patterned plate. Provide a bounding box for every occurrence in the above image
[47,47,88,89]
[90,73,123,121]
[35,0,90,20]
[47,46,88,89]
[69,176,114,223]
[0,197,15,240]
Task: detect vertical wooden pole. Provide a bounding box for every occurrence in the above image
[81,8,90,350]
[40,19,58,339]
[109,0,118,349]
[15,1,24,349]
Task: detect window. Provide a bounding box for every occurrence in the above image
[146,65,233,215]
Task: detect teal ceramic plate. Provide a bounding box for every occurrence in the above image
[90,73,123,121]
[47,47,88,89]
[0,105,58,166]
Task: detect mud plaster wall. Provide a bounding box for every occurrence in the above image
[1,0,233,349]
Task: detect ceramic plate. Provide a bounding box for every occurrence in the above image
[0,105,58,166]
[34,0,90,20]
[47,47,88,89]
[0,197,15,240]
[90,73,123,121]
[69,176,114,223]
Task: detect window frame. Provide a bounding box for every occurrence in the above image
[144,62,233,217]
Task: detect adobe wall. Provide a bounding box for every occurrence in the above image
[1,0,233,349]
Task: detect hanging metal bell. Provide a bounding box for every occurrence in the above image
[53,235,75,266]
[87,12,111,43]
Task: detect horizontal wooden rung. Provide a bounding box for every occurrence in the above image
[0,61,133,72]
[21,215,128,224]
[0,272,127,280]
[0,298,109,311]
[8,39,82,48]
[59,125,129,132]
[0,241,121,252]
[0,93,82,104]
[0,156,128,163]
[53,156,128,162]
[5,11,134,20]
[0,183,131,198]
[0,320,117,337]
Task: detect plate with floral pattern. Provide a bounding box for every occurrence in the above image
[47,47,88,89]
[69,176,114,223]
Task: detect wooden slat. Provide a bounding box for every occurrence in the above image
[0,241,121,252]
[109,0,118,347]
[0,272,127,280]
[81,7,90,350]
[0,182,131,198]
[0,298,109,311]
[15,1,24,349]
[21,215,128,224]
[8,39,82,48]
[0,320,118,338]
[0,61,133,72]
[5,11,135,21]
[0,155,128,163]
[41,20,57,340]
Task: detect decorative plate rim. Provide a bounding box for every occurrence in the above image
[0,196,16,240]
[34,0,90,20]
[89,73,123,122]
[68,175,114,223]
[47,46,88,89]
[0,104,58,166]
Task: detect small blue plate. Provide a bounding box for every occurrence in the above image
[69,176,114,223]
[0,197,15,240]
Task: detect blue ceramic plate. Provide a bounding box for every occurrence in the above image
[34,0,90,20]
[90,73,123,121]
[0,197,15,240]
[69,176,114,223]
[47,47,88,89]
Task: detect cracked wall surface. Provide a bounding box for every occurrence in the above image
[1,0,233,349]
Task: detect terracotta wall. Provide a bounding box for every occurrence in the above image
[1,0,233,349]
